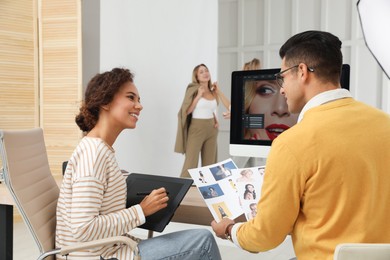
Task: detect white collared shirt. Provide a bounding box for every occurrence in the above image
[297,88,352,123]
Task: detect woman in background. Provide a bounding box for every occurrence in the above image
[57,67,221,260]
[175,64,219,177]
[242,58,261,71]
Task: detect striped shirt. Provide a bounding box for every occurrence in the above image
[56,137,145,260]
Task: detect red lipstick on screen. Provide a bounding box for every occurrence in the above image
[265,124,290,140]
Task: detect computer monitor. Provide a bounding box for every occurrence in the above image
[229,64,350,158]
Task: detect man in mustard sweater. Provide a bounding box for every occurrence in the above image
[211,30,390,259]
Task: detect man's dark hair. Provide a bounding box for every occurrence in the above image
[279,30,343,85]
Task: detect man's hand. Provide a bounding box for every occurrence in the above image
[211,218,235,239]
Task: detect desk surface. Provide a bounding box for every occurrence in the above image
[2,181,244,227]
[0,183,14,206]
[171,186,246,226]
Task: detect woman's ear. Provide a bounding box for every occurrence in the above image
[101,105,109,111]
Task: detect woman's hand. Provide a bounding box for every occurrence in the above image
[222,111,231,119]
[139,187,169,217]
[186,85,205,115]
[211,82,219,93]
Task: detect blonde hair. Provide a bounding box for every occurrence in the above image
[242,58,261,71]
[242,62,251,71]
[244,81,256,113]
[242,58,262,138]
[192,63,213,90]
[243,58,262,113]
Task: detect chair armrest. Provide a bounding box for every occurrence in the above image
[60,236,140,259]
[334,243,390,260]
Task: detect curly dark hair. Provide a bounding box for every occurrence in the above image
[75,68,134,132]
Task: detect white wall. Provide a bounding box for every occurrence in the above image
[90,0,390,177]
[217,0,390,162]
[98,0,218,176]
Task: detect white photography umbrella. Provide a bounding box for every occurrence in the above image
[357,0,390,79]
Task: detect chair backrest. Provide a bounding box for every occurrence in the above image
[0,128,59,256]
[334,243,390,260]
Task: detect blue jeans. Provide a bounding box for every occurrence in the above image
[138,229,221,260]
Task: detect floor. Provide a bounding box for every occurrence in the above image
[12,219,295,260]
[1,181,295,259]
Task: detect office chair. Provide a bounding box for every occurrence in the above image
[0,128,140,260]
[334,243,390,260]
[61,161,68,176]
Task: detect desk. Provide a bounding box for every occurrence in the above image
[0,181,14,259]
[0,203,13,260]
[170,187,296,259]
[147,186,246,238]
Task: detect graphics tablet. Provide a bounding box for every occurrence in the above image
[126,173,193,232]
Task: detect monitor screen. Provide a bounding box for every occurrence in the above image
[229,64,350,158]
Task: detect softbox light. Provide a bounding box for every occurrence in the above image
[357,0,390,79]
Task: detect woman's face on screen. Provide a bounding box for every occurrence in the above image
[246,80,298,140]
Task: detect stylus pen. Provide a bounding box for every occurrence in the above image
[136,191,170,196]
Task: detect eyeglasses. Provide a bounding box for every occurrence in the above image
[274,64,314,88]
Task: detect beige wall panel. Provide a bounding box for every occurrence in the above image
[0,0,38,130]
[39,0,82,177]
[0,0,37,219]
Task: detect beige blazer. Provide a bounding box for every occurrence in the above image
[174,83,199,154]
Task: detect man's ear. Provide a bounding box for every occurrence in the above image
[299,63,310,83]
